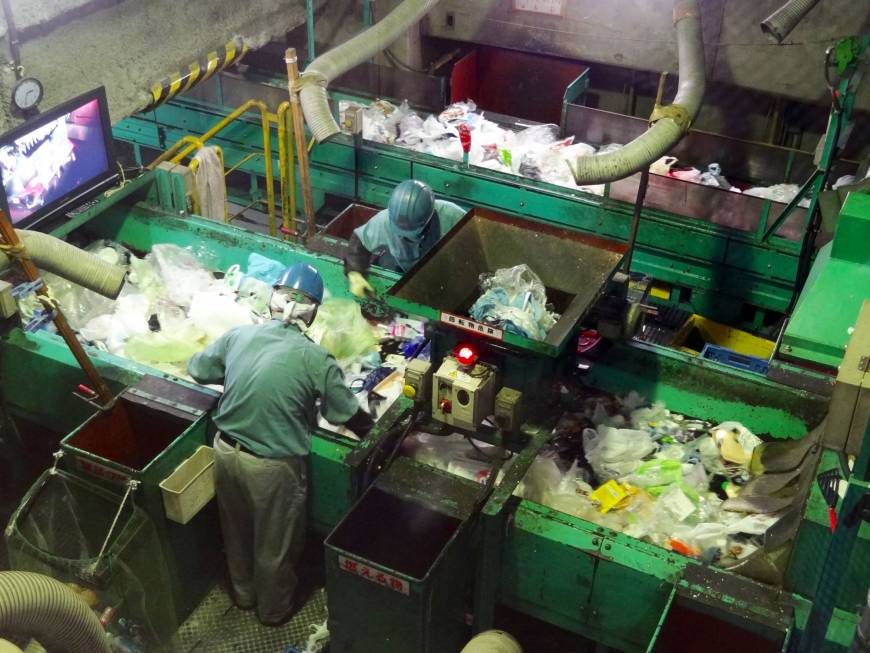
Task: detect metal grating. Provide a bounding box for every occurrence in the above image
[171,584,328,653]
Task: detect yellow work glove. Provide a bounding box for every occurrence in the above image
[347,271,375,299]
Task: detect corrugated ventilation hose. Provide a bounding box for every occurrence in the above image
[1,231,126,299]
[461,630,523,653]
[0,571,111,653]
[298,0,441,143]
[568,0,706,184]
[761,0,821,44]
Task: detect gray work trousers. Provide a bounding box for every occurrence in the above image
[213,434,308,623]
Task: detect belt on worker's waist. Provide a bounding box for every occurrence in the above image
[219,433,257,457]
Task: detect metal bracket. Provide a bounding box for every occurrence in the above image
[859,355,870,373]
[125,386,205,418]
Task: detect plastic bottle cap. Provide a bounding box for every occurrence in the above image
[403,384,417,399]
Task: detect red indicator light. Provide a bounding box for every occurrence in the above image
[456,345,477,366]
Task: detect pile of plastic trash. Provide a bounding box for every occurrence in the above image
[345,98,813,206]
[17,241,390,384]
[405,390,788,568]
[469,264,558,340]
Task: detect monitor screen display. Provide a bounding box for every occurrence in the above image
[0,87,117,229]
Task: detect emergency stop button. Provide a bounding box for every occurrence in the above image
[439,398,452,413]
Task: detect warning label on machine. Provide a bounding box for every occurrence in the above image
[440,312,504,340]
[338,555,410,595]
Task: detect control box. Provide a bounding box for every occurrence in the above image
[402,358,433,404]
[432,356,498,431]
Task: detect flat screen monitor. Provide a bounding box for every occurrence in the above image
[0,86,118,230]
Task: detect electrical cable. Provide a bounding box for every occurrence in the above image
[361,405,421,489]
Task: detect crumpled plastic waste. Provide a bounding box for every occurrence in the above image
[150,244,219,308]
[80,293,150,355]
[584,424,656,481]
[308,298,377,364]
[188,291,255,342]
[743,183,810,208]
[124,321,208,378]
[697,163,736,190]
[711,421,762,466]
[469,264,559,340]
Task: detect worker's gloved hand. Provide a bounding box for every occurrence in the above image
[347,271,375,299]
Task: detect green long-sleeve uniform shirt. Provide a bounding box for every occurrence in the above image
[187,319,360,458]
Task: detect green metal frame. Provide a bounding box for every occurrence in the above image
[3,171,864,650]
[114,92,804,327]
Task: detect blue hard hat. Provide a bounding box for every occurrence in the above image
[388,180,435,238]
[274,263,324,303]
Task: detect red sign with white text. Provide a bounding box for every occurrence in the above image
[338,555,410,595]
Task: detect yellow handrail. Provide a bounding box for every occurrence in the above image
[147,100,278,237]
[276,101,298,240]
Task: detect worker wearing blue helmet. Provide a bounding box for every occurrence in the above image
[188,262,373,626]
[345,179,466,297]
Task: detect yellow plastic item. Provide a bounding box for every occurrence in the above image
[672,314,774,358]
[403,384,417,399]
[649,283,672,300]
[591,480,637,513]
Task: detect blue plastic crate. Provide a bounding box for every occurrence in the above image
[700,344,769,375]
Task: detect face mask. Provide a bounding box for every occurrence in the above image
[270,290,317,326]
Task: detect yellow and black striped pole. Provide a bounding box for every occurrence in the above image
[142,37,248,112]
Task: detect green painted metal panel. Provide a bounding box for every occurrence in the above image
[726,241,800,281]
[785,195,870,368]
[501,503,599,632]
[589,552,674,652]
[637,219,726,264]
[359,149,412,182]
[309,435,355,533]
[832,193,870,264]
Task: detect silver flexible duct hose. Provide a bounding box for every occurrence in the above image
[761,0,821,44]
[298,0,441,142]
[1,231,126,299]
[568,0,705,184]
[0,572,111,653]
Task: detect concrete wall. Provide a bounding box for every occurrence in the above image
[0,0,320,129]
[424,0,870,111]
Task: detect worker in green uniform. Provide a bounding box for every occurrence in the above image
[345,179,466,297]
[188,262,373,626]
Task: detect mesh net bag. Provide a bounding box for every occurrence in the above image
[4,469,177,649]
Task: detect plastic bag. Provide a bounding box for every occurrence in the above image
[743,183,810,208]
[469,264,559,340]
[149,244,216,308]
[236,276,273,317]
[124,321,207,368]
[438,100,477,125]
[245,252,286,285]
[188,291,254,342]
[307,298,377,363]
[584,425,656,481]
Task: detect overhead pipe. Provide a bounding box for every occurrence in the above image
[568,0,706,185]
[761,0,821,44]
[1,230,126,299]
[296,0,441,143]
[0,571,111,653]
